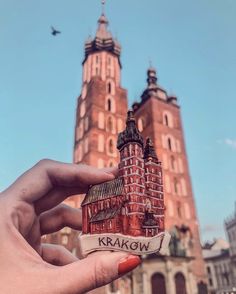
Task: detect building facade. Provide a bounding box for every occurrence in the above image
[225,203,236,288]
[46,9,207,294]
[203,239,235,294]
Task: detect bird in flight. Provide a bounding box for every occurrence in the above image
[51,26,61,36]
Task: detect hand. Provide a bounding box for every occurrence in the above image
[0,159,141,294]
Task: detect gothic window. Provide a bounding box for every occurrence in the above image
[138,117,145,132]
[107,116,115,133]
[184,203,191,219]
[151,273,167,294]
[105,97,115,113]
[95,67,99,76]
[80,102,86,118]
[81,84,87,99]
[174,178,179,194]
[84,137,89,154]
[107,99,111,111]
[168,200,174,217]
[165,175,171,193]
[98,134,104,152]
[117,118,123,133]
[96,55,99,64]
[170,155,176,171]
[107,82,111,94]
[107,56,111,65]
[181,178,187,196]
[175,273,187,294]
[84,116,89,132]
[164,114,168,126]
[98,112,105,129]
[178,158,184,173]
[177,202,182,218]
[163,111,173,128]
[168,138,172,151]
[108,159,116,167]
[107,138,115,155]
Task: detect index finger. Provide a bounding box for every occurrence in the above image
[3,159,118,203]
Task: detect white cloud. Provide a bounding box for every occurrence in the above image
[224,138,236,149]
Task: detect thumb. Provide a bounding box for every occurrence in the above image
[53,252,141,294]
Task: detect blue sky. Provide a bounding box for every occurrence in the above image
[0,0,235,243]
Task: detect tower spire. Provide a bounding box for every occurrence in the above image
[101,0,106,14]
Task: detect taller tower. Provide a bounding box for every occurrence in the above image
[73,12,128,172]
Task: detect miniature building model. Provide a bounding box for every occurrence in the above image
[81,110,165,239]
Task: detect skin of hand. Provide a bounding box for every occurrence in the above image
[0,159,141,294]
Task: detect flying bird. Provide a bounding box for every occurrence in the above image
[51,26,61,36]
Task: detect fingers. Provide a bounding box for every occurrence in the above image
[39,204,82,235]
[53,252,141,294]
[4,159,118,204]
[41,243,78,266]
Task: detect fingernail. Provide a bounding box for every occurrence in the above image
[118,255,141,275]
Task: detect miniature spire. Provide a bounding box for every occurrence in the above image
[144,137,158,160]
[117,110,144,150]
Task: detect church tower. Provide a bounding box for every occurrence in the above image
[73,12,128,173]
[132,67,207,293]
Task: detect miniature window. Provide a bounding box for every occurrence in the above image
[95,67,99,76]
[96,55,99,63]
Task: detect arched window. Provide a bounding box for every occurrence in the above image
[138,117,145,132]
[109,139,114,154]
[170,155,176,171]
[98,134,104,152]
[168,138,172,151]
[175,273,187,294]
[98,112,105,129]
[164,114,169,126]
[177,202,182,218]
[107,82,111,94]
[174,178,179,194]
[107,116,113,132]
[151,273,166,294]
[105,96,115,113]
[107,99,112,111]
[108,160,116,167]
[163,111,173,128]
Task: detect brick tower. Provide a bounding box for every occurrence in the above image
[132,67,207,293]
